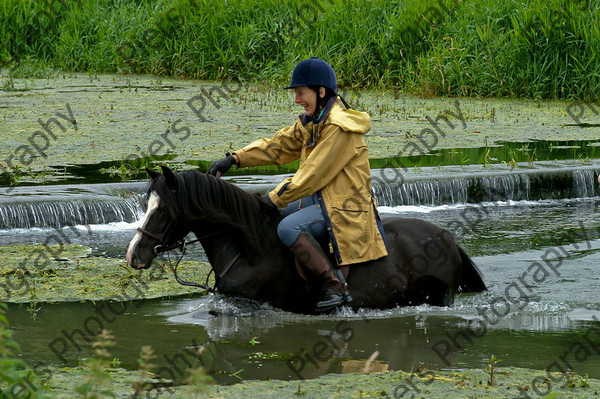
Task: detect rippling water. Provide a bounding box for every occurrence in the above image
[3,171,600,385]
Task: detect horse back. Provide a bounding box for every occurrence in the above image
[346,217,469,308]
[381,217,462,277]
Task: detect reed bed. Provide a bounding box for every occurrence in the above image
[0,0,598,99]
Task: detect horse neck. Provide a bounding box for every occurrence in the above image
[190,217,280,273]
[191,221,234,261]
[176,173,282,273]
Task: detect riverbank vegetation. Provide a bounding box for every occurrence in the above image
[3,318,600,399]
[1,0,599,100]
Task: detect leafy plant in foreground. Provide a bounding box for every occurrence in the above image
[76,329,117,398]
[131,345,157,398]
[486,354,502,386]
[183,346,214,398]
[0,303,45,398]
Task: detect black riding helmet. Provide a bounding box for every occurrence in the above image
[284,57,337,93]
[284,57,344,115]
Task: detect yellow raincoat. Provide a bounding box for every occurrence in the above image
[235,97,388,265]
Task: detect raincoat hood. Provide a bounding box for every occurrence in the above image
[328,104,371,135]
[299,97,371,136]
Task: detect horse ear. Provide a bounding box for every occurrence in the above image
[145,167,160,180]
[160,165,178,190]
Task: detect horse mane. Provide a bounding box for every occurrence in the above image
[147,169,278,256]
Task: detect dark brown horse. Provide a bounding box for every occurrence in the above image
[126,166,486,314]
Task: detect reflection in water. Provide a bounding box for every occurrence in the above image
[342,357,389,374]
[6,283,600,384]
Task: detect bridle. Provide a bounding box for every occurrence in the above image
[136,225,209,256]
[136,225,241,293]
[135,224,211,290]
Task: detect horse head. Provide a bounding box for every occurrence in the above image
[126,166,191,269]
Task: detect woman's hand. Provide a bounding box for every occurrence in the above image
[260,193,278,213]
[207,153,237,177]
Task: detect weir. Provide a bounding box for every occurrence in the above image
[0,163,598,229]
[0,182,145,230]
[372,164,599,207]
[0,198,142,229]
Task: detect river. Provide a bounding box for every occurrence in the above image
[2,160,600,386]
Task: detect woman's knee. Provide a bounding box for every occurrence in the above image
[277,204,326,247]
[277,219,300,248]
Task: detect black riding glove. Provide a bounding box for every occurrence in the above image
[208,153,236,176]
[260,193,278,213]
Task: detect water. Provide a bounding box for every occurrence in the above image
[2,164,600,386]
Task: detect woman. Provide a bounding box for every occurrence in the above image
[208,57,387,312]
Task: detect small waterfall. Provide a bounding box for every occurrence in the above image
[372,167,600,207]
[0,166,597,227]
[373,173,529,207]
[478,174,530,201]
[373,178,469,206]
[0,198,143,229]
[573,170,598,198]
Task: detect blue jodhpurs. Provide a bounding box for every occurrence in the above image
[277,194,328,248]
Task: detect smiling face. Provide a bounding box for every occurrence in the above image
[294,86,325,117]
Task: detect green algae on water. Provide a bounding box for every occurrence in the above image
[38,365,600,399]
[1,73,598,188]
[0,243,212,303]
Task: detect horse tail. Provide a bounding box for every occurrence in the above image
[457,246,487,293]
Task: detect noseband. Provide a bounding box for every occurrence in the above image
[136,227,186,255]
[135,225,211,290]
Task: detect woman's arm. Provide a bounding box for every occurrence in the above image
[235,123,305,168]
[269,125,363,208]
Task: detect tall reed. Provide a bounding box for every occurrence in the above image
[0,0,598,100]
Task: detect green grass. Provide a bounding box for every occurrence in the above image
[1,0,599,100]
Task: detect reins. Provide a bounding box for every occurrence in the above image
[136,226,241,293]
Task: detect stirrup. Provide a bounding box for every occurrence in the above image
[331,266,353,304]
[315,292,344,313]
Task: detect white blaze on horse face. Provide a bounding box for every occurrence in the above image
[126,191,160,266]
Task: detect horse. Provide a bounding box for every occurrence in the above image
[126,166,486,314]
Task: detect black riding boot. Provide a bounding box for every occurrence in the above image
[290,232,346,312]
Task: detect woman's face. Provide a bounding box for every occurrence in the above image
[294,86,320,117]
